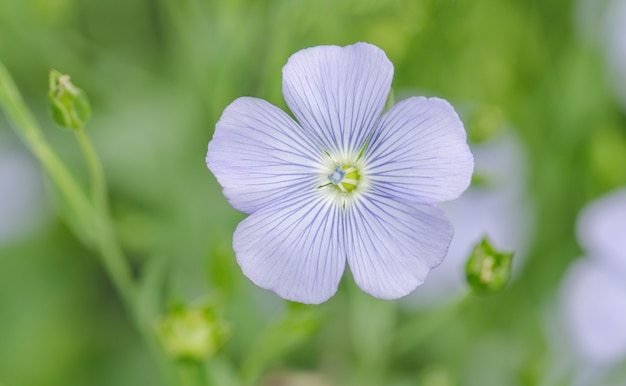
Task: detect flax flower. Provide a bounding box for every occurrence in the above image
[207,42,473,304]
[560,188,626,364]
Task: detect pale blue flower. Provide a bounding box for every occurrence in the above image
[560,188,626,364]
[207,43,474,304]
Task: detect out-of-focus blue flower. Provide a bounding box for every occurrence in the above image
[604,0,626,109]
[575,0,626,109]
[560,188,626,364]
[0,144,49,245]
[207,43,473,304]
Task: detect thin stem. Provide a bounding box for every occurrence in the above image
[94,216,138,313]
[347,281,395,386]
[73,128,137,315]
[0,59,164,367]
[176,360,209,386]
[0,62,93,231]
[0,60,136,314]
[392,293,471,356]
[75,128,109,215]
[0,60,181,385]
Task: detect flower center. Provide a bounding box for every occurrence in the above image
[328,165,360,193]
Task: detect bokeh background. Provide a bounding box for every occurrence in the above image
[1,0,626,385]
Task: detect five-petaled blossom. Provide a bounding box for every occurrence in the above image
[207,42,474,304]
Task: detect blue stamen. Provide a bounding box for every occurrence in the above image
[328,166,345,184]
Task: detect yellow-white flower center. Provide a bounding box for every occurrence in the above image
[318,149,371,210]
[328,165,360,193]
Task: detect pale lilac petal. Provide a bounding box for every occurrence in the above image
[364,97,473,204]
[233,191,346,304]
[207,97,322,214]
[577,188,626,270]
[560,259,626,364]
[282,42,393,156]
[345,194,453,299]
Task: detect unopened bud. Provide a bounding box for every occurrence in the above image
[465,237,514,294]
[156,304,230,360]
[48,69,91,130]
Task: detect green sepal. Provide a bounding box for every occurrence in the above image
[156,302,231,361]
[465,237,514,294]
[48,69,91,130]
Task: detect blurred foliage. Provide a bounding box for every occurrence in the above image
[1,0,626,385]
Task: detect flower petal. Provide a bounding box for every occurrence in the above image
[560,259,626,363]
[577,187,626,270]
[282,42,393,157]
[207,97,322,214]
[345,194,453,299]
[364,97,474,204]
[233,191,346,304]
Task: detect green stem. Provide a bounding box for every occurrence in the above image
[177,360,209,386]
[73,127,137,313]
[75,128,109,215]
[95,217,138,313]
[0,59,160,353]
[0,62,93,231]
[392,293,471,356]
[75,130,174,385]
[0,60,178,385]
[347,281,395,386]
[0,60,137,313]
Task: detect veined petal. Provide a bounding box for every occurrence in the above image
[345,194,453,299]
[207,97,322,214]
[233,191,346,304]
[282,42,393,157]
[364,97,474,204]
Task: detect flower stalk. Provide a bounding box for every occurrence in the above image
[0,61,174,378]
[0,61,136,318]
[0,63,93,234]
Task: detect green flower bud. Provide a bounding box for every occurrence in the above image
[48,69,91,130]
[156,304,230,361]
[465,237,514,294]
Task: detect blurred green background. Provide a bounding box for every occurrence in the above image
[1,0,626,385]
